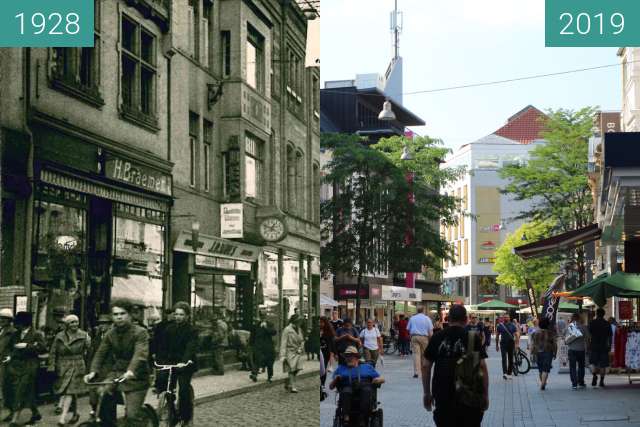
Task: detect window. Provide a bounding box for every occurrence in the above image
[121,15,158,128]
[460,214,464,238]
[203,119,213,192]
[463,185,468,210]
[312,75,319,117]
[313,163,320,223]
[50,0,102,105]
[221,31,231,77]
[188,0,198,59]
[456,241,462,265]
[189,112,199,188]
[201,1,212,67]
[464,239,469,265]
[286,146,296,212]
[454,220,458,240]
[296,150,305,218]
[244,133,264,199]
[246,25,265,93]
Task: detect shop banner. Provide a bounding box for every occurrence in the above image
[380,286,422,302]
[220,203,243,239]
[619,300,633,320]
[541,274,565,326]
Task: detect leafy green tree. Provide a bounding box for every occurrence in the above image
[494,221,560,298]
[499,107,596,289]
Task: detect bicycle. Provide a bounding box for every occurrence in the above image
[514,347,531,375]
[154,362,195,427]
[79,376,158,427]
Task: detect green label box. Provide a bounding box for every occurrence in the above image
[546,0,640,47]
[0,0,94,47]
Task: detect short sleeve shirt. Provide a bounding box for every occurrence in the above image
[359,327,381,350]
[424,326,487,404]
[497,322,517,344]
[335,327,359,354]
[333,363,380,386]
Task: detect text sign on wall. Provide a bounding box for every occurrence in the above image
[220,203,243,239]
[619,300,633,320]
[106,158,172,196]
[381,286,423,302]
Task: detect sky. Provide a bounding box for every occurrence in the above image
[321,0,622,152]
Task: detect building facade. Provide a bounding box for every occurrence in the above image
[441,106,545,305]
[0,0,319,354]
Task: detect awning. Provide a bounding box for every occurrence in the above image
[112,275,163,307]
[513,223,601,259]
[320,294,339,307]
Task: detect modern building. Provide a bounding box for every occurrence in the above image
[0,0,319,357]
[441,106,546,305]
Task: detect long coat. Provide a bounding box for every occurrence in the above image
[279,324,305,373]
[0,325,17,403]
[90,323,150,392]
[49,329,91,395]
[6,327,47,411]
[251,321,276,366]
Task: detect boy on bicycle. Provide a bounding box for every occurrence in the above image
[85,300,151,426]
[151,302,199,426]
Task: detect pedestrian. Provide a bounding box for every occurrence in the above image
[464,315,486,346]
[495,316,519,379]
[305,316,320,361]
[359,318,383,366]
[87,314,112,418]
[152,302,199,426]
[280,314,305,393]
[531,317,557,390]
[319,316,336,388]
[565,313,589,390]
[432,316,443,334]
[397,314,410,357]
[422,305,489,427]
[334,318,360,366]
[527,318,539,367]
[85,299,151,426]
[588,307,612,387]
[249,310,277,383]
[330,311,342,332]
[210,309,229,375]
[483,318,491,349]
[408,306,434,378]
[48,314,91,426]
[0,309,16,419]
[5,311,46,427]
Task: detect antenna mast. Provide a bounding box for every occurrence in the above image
[390,0,402,59]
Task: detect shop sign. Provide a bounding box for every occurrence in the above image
[380,286,422,302]
[619,300,633,320]
[334,284,369,301]
[220,203,243,239]
[480,241,496,250]
[14,295,27,314]
[174,231,259,262]
[478,257,496,264]
[106,158,172,196]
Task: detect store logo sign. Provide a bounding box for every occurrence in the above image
[106,158,172,196]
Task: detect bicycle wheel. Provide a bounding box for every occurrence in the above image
[516,350,531,375]
[157,393,175,427]
[141,403,159,427]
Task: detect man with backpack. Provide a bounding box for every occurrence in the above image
[422,305,489,427]
[496,315,519,379]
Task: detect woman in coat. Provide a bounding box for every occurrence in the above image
[279,314,305,393]
[5,311,46,427]
[48,314,91,426]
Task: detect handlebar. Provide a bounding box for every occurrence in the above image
[84,377,127,386]
[153,360,193,370]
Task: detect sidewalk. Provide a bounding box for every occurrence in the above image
[8,360,320,425]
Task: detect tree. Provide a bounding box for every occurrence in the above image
[494,221,560,298]
[321,133,462,323]
[499,107,596,289]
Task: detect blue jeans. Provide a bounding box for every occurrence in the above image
[568,349,585,387]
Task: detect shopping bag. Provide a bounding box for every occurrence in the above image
[565,322,583,345]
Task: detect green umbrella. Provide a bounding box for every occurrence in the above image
[476,299,518,310]
[570,272,640,307]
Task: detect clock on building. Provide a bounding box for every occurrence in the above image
[259,217,287,242]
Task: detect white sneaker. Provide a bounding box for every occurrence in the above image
[506,374,513,379]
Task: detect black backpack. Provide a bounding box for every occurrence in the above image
[454,332,485,408]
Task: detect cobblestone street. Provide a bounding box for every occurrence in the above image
[321,338,640,427]
[195,375,319,426]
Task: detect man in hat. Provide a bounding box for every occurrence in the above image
[0,309,16,417]
[329,346,384,426]
[5,312,46,426]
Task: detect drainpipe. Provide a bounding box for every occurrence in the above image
[23,48,34,312]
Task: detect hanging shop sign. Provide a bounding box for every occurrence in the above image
[220,203,243,239]
[619,300,633,320]
[105,157,172,196]
[380,285,423,302]
[174,231,260,262]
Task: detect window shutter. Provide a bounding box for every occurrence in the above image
[201,18,209,66]
[187,6,194,56]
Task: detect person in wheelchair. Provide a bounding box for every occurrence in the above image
[329,346,384,426]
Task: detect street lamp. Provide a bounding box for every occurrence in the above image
[378,98,396,121]
[191,220,201,252]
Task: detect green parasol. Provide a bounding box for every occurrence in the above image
[570,272,640,307]
[476,299,519,310]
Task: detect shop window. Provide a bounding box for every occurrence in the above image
[120,15,158,130]
[246,24,265,93]
[244,133,264,200]
[50,0,102,106]
[221,30,231,77]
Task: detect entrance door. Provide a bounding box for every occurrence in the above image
[86,197,112,328]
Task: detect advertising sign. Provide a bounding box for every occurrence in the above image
[380,286,422,302]
[619,300,633,320]
[220,203,243,239]
[541,274,565,326]
[105,157,172,196]
[475,187,501,265]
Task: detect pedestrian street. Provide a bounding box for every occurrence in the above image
[321,338,640,427]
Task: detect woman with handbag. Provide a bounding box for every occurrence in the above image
[565,313,589,390]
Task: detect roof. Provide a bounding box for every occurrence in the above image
[460,133,521,149]
[493,105,546,144]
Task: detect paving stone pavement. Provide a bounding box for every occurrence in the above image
[320,337,640,427]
